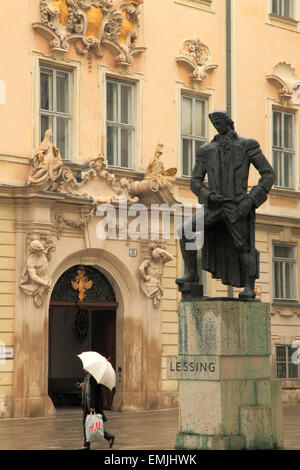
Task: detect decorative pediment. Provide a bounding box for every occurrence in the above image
[77,154,139,203]
[27,131,179,209]
[32,0,145,66]
[176,39,217,85]
[266,62,300,105]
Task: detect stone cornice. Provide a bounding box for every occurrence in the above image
[256,212,300,229]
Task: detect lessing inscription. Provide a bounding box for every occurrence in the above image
[166,355,219,380]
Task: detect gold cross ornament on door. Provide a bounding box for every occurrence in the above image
[71,267,93,301]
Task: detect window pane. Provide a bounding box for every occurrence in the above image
[41,71,53,111]
[277,346,286,362]
[56,117,70,160]
[121,128,133,168]
[274,245,294,259]
[283,152,293,188]
[284,0,292,17]
[273,150,282,186]
[182,139,193,176]
[107,82,118,122]
[288,362,298,378]
[41,114,53,141]
[276,346,287,379]
[288,346,299,378]
[195,100,206,137]
[284,114,293,149]
[273,111,282,147]
[274,261,283,298]
[121,85,133,125]
[277,362,287,378]
[182,97,193,135]
[56,71,69,113]
[107,126,118,166]
[285,262,296,299]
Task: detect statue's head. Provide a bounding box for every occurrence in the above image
[44,129,53,142]
[209,110,235,135]
[30,240,44,253]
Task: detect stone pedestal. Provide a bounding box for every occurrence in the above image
[167,300,283,450]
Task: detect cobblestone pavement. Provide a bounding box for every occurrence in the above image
[0,404,299,451]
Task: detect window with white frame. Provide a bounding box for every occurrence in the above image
[271,0,294,18]
[272,109,294,189]
[40,66,71,160]
[273,244,297,300]
[106,79,135,169]
[181,95,208,177]
[275,344,300,379]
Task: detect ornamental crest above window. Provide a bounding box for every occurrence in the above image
[33,0,145,66]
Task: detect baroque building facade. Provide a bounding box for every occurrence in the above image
[0,0,299,418]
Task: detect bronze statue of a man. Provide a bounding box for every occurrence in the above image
[176,110,275,299]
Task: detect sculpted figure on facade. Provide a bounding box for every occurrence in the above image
[131,143,177,200]
[145,143,177,191]
[20,234,56,307]
[27,129,79,194]
[139,243,174,307]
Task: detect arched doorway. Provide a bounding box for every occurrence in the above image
[48,265,117,409]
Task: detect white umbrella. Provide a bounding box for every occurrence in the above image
[77,351,116,391]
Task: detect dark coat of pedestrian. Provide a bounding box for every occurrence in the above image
[80,373,115,449]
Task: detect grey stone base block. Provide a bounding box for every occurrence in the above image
[175,432,246,450]
[240,405,277,449]
[174,300,284,450]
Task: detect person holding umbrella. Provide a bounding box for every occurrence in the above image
[77,352,116,450]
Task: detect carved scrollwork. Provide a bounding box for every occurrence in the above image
[266,62,300,106]
[33,0,145,65]
[266,77,300,105]
[176,38,217,85]
[78,154,139,203]
[103,0,145,66]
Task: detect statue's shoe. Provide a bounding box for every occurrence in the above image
[238,287,256,299]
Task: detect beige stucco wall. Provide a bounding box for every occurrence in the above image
[0,0,300,416]
[0,199,16,415]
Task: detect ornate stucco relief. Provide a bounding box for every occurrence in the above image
[266,62,300,105]
[28,129,179,208]
[33,0,145,66]
[78,154,139,203]
[176,38,217,86]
